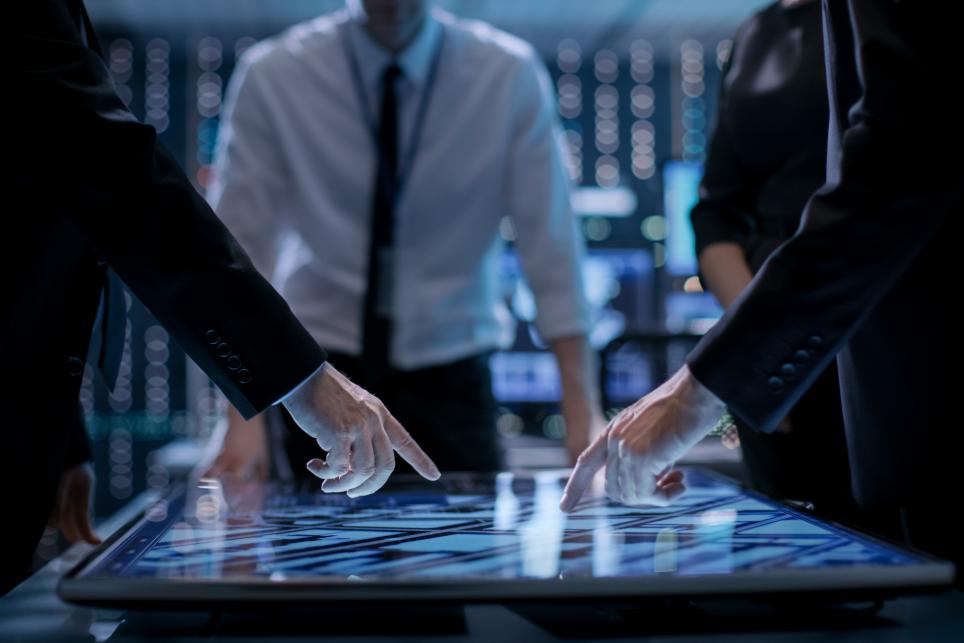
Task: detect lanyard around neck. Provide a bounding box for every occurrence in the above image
[338,19,445,204]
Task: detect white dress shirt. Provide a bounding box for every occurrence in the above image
[209,8,590,370]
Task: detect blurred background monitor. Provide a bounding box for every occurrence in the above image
[663,160,702,277]
[661,160,723,333]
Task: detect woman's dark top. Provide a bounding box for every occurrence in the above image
[689,2,863,522]
[692,0,827,271]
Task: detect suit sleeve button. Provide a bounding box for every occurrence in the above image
[794,350,811,364]
[807,335,823,349]
[67,356,84,377]
[216,342,231,357]
[768,376,785,393]
[780,363,798,379]
[205,330,220,344]
[227,356,241,371]
[237,369,252,384]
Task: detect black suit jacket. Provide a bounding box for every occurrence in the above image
[2,0,325,589]
[7,0,325,417]
[688,0,959,510]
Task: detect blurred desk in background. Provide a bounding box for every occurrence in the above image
[505,434,742,481]
[152,433,743,480]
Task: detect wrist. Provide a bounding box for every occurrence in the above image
[676,364,726,423]
[282,362,328,411]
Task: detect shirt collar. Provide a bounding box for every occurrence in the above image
[348,10,442,93]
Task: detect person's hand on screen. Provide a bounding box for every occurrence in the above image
[284,364,440,497]
[201,410,269,482]
[49,463,101,546]
[559,365,724,511]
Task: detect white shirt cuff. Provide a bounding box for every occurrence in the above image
[274,361,327,405]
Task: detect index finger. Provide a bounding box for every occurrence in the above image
[384,414,441,481]
[559,431,608,512]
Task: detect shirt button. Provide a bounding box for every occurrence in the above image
[794,350,811,364]
[67,356,84,377]
[807,335,823,349]
[780,363,798,379]
[96,257,108,267]
[216,342,231,357]
[768,376,785,393]
[237,369,252,384]
[227,356,241,371]
[205,330,220,345]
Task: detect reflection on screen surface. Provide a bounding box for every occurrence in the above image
[88,470,917,581]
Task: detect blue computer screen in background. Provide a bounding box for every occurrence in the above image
[661,160,723,333]
[492,249,653,404]
[663,160,704,277]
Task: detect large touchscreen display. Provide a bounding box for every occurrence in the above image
[84,470,919,582]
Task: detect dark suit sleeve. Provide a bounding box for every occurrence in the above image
[687,0,953,433]
[690,30,758,260]
[12,1,325,419]
[64,406,93,469]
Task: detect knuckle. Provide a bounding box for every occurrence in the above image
[364,400,382,419]
[394,432,415,449]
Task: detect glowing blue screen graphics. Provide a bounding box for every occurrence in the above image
[87,470,919,581]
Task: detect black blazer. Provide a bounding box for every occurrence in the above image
[688,0,959,510]
[2,0,326,584]
[6,0,325,420]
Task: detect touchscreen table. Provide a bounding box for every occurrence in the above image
[60,469,954,605]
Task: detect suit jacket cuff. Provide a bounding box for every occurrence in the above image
[686,304,832,435]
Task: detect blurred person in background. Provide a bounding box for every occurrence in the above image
[690,0,859,523]
[204,0,603,480]
[5,0,438,595]
[562,0,961,570]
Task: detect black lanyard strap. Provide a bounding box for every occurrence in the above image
[338,18,445,204]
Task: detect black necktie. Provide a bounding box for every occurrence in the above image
[361,64,402,376]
